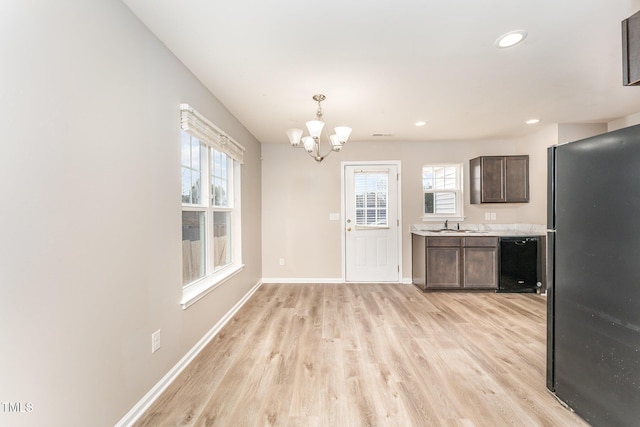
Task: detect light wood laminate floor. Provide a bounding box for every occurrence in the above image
[134,283,588,426]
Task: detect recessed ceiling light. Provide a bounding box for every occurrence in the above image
[495,30,528,48]
[415,121,427,127]
[526,118,540,125]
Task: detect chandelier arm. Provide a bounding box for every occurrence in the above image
[317,124,338,159]
[304,149,324,163]
[299,138,323,162]
[301,144,334,163]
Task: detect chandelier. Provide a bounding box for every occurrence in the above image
[286,94,352,163]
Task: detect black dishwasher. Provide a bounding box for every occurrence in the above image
[498,236,541,293]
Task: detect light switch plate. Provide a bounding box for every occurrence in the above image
[152,330,161,353]
[329,213,340,221]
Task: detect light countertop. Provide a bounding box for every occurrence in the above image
[411,223,546,237]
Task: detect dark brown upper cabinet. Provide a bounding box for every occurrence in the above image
[470,155,529,204]
[622,10,640,86]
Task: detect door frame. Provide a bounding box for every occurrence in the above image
[341,160,403,283]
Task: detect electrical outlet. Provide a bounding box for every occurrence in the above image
[279,258,285,266]
[151,330,161,353]
[485,212,491,221]
[490,212,497,220]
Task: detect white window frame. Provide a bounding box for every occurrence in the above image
[180,104,244,309]
[421,163,465,222]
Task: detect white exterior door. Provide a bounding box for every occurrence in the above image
[343,163,400,282]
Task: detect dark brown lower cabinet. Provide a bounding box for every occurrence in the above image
[412,234,498,291]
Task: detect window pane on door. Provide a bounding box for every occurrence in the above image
[182,211,205,285]
[354,171,388,226]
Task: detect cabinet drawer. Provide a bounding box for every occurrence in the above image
[426,237,461,247]
[463,236,498,247]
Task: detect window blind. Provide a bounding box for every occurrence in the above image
[354,170,389,227]
[180,104,245,164]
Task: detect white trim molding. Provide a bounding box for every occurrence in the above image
[261,278,407,284]
[181,264,245,309]
[261,277,345,284]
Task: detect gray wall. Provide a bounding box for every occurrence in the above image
[261,126,557,281]
[261,120,640,282]
[0,1,261,426]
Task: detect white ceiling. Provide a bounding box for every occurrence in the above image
[122,0,640,144]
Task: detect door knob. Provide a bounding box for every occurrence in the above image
[347,227,351,232]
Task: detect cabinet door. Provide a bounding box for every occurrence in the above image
[463,247,498,289]
[505,156,529,202]
[426,247,461,288]
[480,156,506,202]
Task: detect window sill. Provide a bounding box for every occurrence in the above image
[181,264,245,309]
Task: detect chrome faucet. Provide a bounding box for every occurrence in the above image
[444,220,448,229]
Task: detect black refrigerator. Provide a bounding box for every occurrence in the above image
[547,123,640,426]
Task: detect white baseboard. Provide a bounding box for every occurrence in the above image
[115,279,263,427]
[262,277,413,285]
[261,277,344,284]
